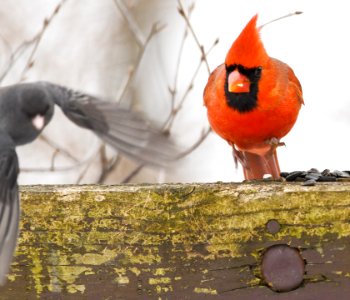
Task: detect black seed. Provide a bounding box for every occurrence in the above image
[308,171,321,176]
[282,169,350,183]
[321,169,331,176]
[318,176,337,182]
[280,172,289,178]
[286,171,304,181]
[302,179,316,186]
[332,170,350,178]
[305,173,321,180]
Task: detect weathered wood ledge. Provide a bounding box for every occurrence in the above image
[1,182,350,299]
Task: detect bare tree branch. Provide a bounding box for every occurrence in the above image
[113,0,146,47]
[19,0,68,81]
[121,127,211,183]
[115,22,165,103]
[98,4,167,183]
[20,140,101,173]
[120,1,217,183]
[8,1,213,184]
[176,127,211,159]
[39,134,79,163]
[121,164,145,183]
[167,4,193,116]
[178,0,211,74]
[0,0,68,84]
[164,38,219,132]
[98,154,122,184]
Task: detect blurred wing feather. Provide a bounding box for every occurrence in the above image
[43,82,178,166]
[0,145,19,285]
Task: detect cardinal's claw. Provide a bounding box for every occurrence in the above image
[265,138,285,148]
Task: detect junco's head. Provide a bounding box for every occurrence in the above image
[3,84,54,145]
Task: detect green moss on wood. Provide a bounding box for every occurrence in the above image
[0,182,349,298]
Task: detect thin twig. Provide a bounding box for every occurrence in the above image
[98,154,122,183]
[99,144,109,173]
[21,139,101,173]
[114,66,134,102]
[0,0,68,83]
[121,127,211,183]
[39,134,79,163]
[50,149,60,171]
[113,0,166,104]
[167,4,193,117]
[96,4,168,183]
[116,23,165,103]
[259,11,303,29]
[19,0,68,81]
[76,143,111,184]
[178,0,211,74]
[164,38,218,131]
[176,127,211,159]
[0,39,42,83]
[120,2,216,183]
[113,0,146,47]
[121,164,145,183]
[76,156,95,184]
[0,34,16,83]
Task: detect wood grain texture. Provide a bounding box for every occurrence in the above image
[0,182,349,299]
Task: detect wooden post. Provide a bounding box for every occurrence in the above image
[1,182,350,299]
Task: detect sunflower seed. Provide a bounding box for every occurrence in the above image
[332,170,350,178]
[302,179,316,186]
[286,171,304,181]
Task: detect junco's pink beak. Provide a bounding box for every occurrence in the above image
[32,115,45,130]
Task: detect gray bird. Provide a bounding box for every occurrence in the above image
[0,81,177,284]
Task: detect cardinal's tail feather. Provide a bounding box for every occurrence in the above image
[235,149,280,180]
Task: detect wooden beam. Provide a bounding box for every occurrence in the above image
[1,182,350,299]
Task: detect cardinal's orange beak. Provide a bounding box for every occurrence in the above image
[228,70,250,93]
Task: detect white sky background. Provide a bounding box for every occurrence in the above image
[0,0,349,184]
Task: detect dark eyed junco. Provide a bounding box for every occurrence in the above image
[0,81,177,284]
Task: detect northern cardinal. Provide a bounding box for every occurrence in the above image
[0,81,178,284]
[204,15,303,180]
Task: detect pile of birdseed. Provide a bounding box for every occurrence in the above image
[280,169,350,186]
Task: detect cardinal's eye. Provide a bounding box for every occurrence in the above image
[255,66,262,76]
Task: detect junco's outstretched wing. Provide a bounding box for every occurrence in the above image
[40,82,178,166]
[0,133,19,285]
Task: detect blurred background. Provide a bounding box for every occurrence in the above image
[0,0,349,184]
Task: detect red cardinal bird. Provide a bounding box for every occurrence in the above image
[204,14,303,180]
